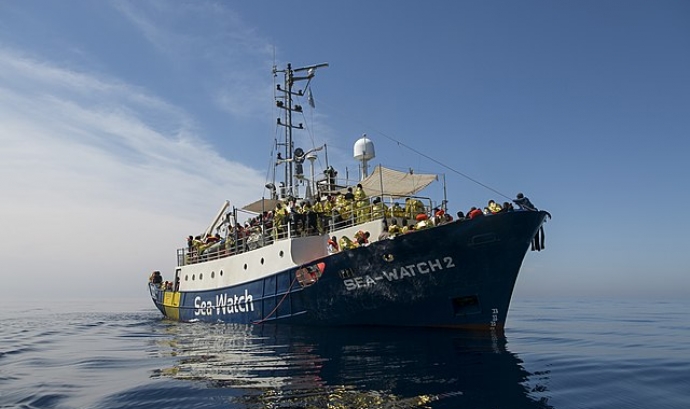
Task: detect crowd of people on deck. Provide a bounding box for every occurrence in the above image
[182,188,539,261]
[324,192,539,254]
[457,193,538,220]
[150,191,542,287]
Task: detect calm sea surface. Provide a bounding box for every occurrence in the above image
[0,298,688,409]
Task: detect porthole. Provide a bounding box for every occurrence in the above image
[211,271,215,278]
[279,251,284,257]
[199,273,203,280]
[220,270,224,276]
[185,275,189,281]
[192,274,196,281]
[261,258,265,265]
[244,264,248,270]
[383,254,394,262]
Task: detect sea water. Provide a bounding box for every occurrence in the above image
[0,298,688,409]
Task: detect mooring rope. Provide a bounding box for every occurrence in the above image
[252,274,300,325]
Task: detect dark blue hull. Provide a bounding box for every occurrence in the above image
[150,210,547,329]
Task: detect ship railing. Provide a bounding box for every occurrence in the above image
[177,220,318,266]
[176,196,443,266]
[322,195,438,233]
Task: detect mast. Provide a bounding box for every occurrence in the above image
[274,62,328,198]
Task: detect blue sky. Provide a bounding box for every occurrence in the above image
[1,1,688,304]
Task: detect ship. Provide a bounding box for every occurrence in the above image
[148,61,550,330]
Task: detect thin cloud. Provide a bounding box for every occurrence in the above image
[0,48,265,299]
[114,0,274,118]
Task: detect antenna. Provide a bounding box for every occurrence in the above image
[353,134,376,179]
[275,62,329,198]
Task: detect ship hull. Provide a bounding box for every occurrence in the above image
[149,210,547,329]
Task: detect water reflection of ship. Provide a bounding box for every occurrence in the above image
[152,323,553,408]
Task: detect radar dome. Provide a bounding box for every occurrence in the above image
[353,134,375,161]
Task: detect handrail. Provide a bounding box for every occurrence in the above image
[177,195,442,266]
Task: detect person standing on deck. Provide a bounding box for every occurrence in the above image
[513,193,537,211]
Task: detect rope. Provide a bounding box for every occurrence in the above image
[252,274,300,325]
[376,130,513,202]
[310,97,513,202]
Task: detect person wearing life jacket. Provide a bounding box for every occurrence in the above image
[339,235,358,250]
[389,202,405,219]
[313,199,324,229]
[415,215,430,230]
[224,233,236,255]
[354,230,370,246]
[339,191,355,226]
[273,202,288,239]
[314,196,328,233]
[355,198,371,224]
[488,200,502,214]
[197,235,213,255]
[327,236,339,253]
[388,219,401,237]
[405,197,422,219]
[324,195,336,230]
[328,193,341,228]
[434,208,452,224]
[354,183,367,202]
[406,199,425,220]
[468,207,484,219]
[330,203,343,229]
[274,202,287,223]
[371,197,388,220]
[353,184,370,224]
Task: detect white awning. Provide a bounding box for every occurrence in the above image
[358,165,437,197]
[242,198,280,213]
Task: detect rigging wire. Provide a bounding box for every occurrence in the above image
[375,127,512,202]
[308,96,514,202]
[294,92,326,170]
[267,63,512,202]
